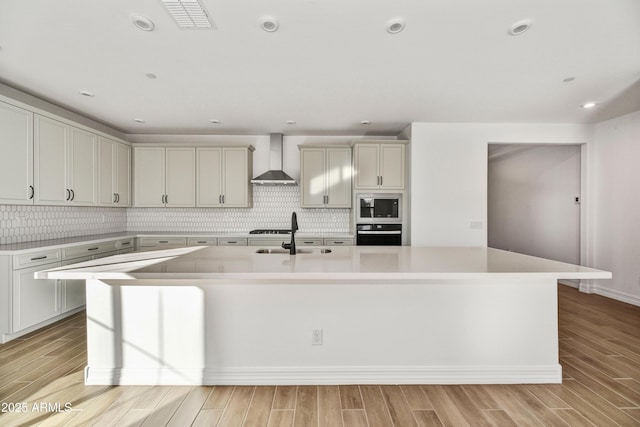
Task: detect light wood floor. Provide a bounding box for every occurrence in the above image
[1,285,639,426]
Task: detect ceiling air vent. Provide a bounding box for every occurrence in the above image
[161,0,215,29]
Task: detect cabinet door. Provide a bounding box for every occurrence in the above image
[354,144,380,189]
[300,148,326,207]
[134,147,166,207]
[0,102,33,204]
[222,148,251,207]
[115,143,131,206]
[12,264,60,332]
[166,148,196,207]
[326,148,352,208]
[196,148,222,207]
[380,144,405,189]
[61,256,91,312]
[34,115,68,205]
[97,137,115,206]
[68,127,97,205]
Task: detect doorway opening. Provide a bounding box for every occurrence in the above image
[488,144,582,273]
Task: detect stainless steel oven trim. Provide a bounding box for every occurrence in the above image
[357,230,402,235]
[356,193,402,223]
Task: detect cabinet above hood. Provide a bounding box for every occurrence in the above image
[251,133,297,185]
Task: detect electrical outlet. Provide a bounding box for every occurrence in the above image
[312,329,323,345]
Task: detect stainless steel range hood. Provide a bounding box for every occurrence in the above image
[251,133,297,185]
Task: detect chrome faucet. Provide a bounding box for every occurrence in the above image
[282,211,299,255]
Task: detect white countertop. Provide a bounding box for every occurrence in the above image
[0,231,354,255]
[36,245,612,282]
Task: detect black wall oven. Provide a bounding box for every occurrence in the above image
[356,223,402,246]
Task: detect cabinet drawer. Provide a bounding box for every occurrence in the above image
[297,239,323,246]
[187,238,217,246]
[248,239,285,247]
[13,249,61,270]
[138,237,187,247]
[61,241,118,260]
[218,238,247,246]
[116,238,134,250]
[323,238,353,246]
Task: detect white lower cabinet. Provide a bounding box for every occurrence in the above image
[137,237,187,251]
[61,256,91,312]
[12,262,60,333]
[187,238,217,246]
[218,238,247,246]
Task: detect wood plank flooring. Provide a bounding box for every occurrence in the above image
[0,285,638,426]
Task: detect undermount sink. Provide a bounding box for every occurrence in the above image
[255,248,332,254]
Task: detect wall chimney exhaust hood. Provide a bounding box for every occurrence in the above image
[251,133,297,185]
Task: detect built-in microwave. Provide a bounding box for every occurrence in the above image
[356,193,402,223]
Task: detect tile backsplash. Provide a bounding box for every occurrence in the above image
[0,205,127,245]
[0,186,351,245]
[127,186,351,233]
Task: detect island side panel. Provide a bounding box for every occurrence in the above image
[84,278,561,385]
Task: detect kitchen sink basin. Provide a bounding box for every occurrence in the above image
[255,248,332,254]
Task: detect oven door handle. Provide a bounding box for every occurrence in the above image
[357,231,402,235]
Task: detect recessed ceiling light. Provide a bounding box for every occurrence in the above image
[360,120,371,125]
[210,119,220,124]
[581,102,597,109]
[260,16,279,32]
[133,118,146,123]
[79,90,95,97]
[508,19,532,35]
[386,18,405,34]
[563,77,575,83]
[145,73,157,79]
[286,120,296,125]
[132,15,155,32]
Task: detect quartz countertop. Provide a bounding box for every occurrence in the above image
[36,245,612,282]
[0,231,354,255]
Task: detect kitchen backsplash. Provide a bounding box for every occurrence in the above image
[127,186,351,233]
[0,187,351,244]
[0,204,127,245]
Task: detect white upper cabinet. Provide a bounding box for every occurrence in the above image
[0,101,34,204]
[98,137,131,207]
[34,115,97,206]
[134,147,196,207]
[300,145,352,208]
[353,141,406,190]
[196,147,253,208]
[68,127,97,205]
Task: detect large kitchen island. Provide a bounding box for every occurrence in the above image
[36,245,611,386]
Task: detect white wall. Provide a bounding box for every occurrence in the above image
[409,123,593,247]
[488,145,581,264]
[590,110,640,305]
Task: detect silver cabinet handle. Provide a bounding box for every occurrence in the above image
[227,241,237,244]
[116,193,120,203]
[159,240,169,243]
[121,241,131,245]
[218,195,222,204]
[165,194,168,204]
[87,247,99,251]
[66,189,70,201]
[380,176,383,186]
[114,193,118,203]
[222,195,225,204]
[29,185,34,199]
[31,255,47,261]
[70,189,75,201]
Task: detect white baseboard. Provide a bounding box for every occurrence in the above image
[593,286,640,307]
[85,364,562,386]
[576,281,640,307]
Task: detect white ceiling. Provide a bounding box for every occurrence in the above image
[0,0,639,136]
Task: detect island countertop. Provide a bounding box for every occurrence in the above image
[36,245,611,282]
